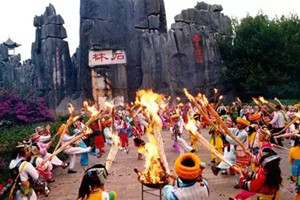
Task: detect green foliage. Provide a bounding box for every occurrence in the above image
[218,14,300,99]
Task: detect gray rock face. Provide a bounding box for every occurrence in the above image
[31,4,73,110]
[0,56,35,94]
[79,0,167,101]
[174,1,231,35]
[0,44,9,61]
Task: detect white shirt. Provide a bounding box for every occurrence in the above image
[270,111,286,128]
[40,135,51,143]
[9,157,39,182]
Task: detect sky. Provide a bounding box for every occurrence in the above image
[0,0,299,61]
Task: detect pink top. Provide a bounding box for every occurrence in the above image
[37,142,50,156]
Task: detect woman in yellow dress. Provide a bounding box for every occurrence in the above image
[209,126,223,164]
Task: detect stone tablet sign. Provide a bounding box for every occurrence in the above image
[89,50,127,67]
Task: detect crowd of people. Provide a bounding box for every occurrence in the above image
[4,96,300,200]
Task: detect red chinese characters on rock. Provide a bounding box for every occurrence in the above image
[111,52,125,61]
[92,53,109,62]
[192,34,204,63]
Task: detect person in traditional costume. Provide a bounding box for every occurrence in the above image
[247,123,260,155]
[29,143,53,183]
[274,114,299,147]
[59,124,93,173]
[73,119,99,166]
[101,117,114,146]
[9,144,39,200]
[132,118,145,160]
[253,127,273,166]
[77,164,116,200]
[211,117,250,186]
[28,144,51,197]
[91,118,105,156]
[230,102,241,124]
[231,148,282,200]
[30,132,68,169]
[208,126,223,164]
[289,135,300,199]
[190,113,201,152]
[269,105,288,146]
[114,110,130,153]
[163,153,209,200]
[34,126,51,143]
[170,113,195,154]
[232,127,274,200]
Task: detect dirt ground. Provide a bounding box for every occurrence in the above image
[42,129,296,200]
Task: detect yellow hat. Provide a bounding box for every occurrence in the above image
[174,153,201,180]
[236,117,250,126]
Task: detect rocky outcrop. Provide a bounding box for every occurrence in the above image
[31,4,74,110]
[140,1,231,97]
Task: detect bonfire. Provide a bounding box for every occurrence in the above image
[133,90,169,187]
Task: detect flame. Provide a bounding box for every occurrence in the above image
[183,88,194,102]
[176,97,181,101]
[184,117,198,136]
[196,93,202,101]
[214,88,218,94]
[137,135,166,184]
[295,112,300,119]
[219,95,224,100]
[295,102,300,109]
[258,96,268,104]
[83,101,99,117]
[202,95,209,104]
[85,127,93,134]
[135,89,168,184]
[105,101,115,109]
[252,98,261,106]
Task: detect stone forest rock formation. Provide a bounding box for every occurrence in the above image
[0,1,232,112]
[31,4,74,110]
[140,1,232,97]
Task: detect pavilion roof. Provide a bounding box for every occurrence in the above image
[3,38,21,49]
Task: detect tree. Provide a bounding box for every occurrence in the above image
[218,14,300,99]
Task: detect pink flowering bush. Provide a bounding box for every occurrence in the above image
[0,90,54,126]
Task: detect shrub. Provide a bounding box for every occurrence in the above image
[0,90,54,127]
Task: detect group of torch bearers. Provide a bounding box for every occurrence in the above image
[4,89,300,200]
